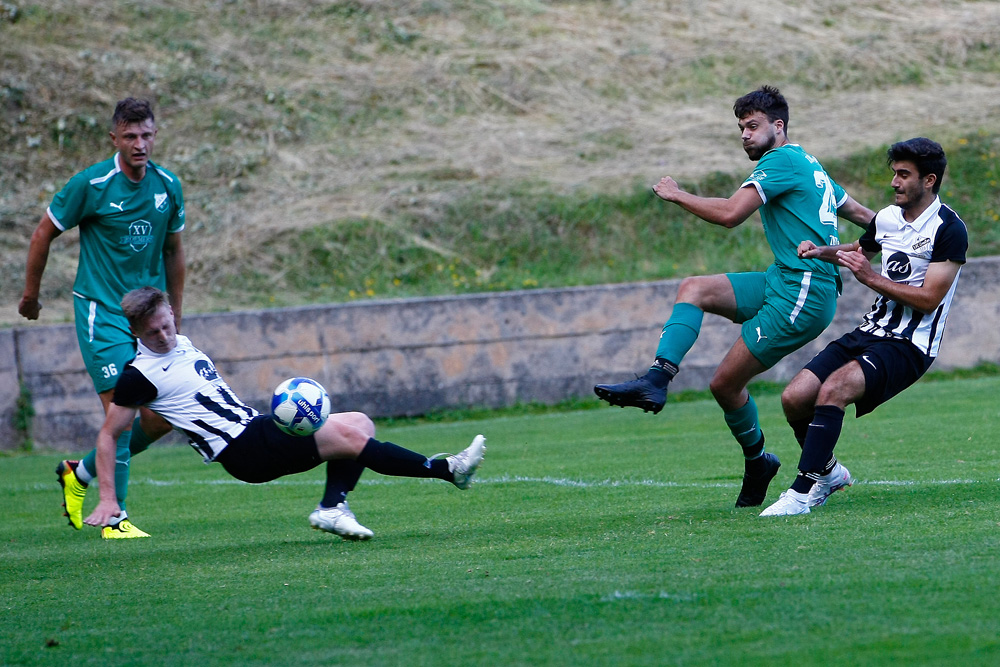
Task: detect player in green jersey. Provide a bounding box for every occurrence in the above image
[594,85,875,508]
[19,98,186,538]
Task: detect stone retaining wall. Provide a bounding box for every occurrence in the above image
[3,257,997,451]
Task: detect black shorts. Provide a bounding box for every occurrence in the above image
[214,415,323,483]
[804,329,934,417]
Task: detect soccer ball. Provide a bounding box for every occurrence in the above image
[270,377,331,436]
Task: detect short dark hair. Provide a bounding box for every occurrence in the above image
[121,286,169,330]
[887,137,947,194]
[111,98,155,130]
[733,85,789,133]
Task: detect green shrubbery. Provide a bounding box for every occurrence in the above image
[222,133,1000,310]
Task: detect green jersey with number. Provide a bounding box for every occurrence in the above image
[48,153,185,315]
[740,144,846,281]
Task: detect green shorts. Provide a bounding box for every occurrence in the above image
[74,295,137,394]
[727,264,838,369]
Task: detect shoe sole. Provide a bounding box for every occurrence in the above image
[101,532,151,539]
[310,523,373,541]
[735,454,781,508]
[760,503,811,517]
[593,386,664,415]
[101,522,151,539]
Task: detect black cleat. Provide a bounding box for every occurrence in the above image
[735,452,781,507]
[594,376,666,414]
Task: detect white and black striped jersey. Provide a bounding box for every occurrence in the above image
[112,335,257,461]
[857,197,967,357]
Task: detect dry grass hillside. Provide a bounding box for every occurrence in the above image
[2,0,1000,325]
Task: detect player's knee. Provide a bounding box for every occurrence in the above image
[337,411,375,438]
[676,276,709,305]
[676,274,730,312]
[815,380,852,408]
[709,375,738,406]
[356,413,375,438]
[781,370,821,419]
[780,384,806,416]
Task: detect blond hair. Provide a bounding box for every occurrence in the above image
[121,286,169,330]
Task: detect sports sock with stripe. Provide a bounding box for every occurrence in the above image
[356,438,450,480]
[654,302,704,366]
[791,404,844,494]
[114,430,132,511]
[321,459,365,508]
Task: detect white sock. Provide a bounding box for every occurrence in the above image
[74,462,94,485]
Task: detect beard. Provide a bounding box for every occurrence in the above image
[744,134,777,161]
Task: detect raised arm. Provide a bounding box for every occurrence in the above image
[652,177,764,229]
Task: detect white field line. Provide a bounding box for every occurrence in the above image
[22,475,996,492]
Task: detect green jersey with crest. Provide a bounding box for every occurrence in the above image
[48,153,185,316]
[740,143,846,282]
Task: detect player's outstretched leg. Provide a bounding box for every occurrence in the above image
[56,460,87,530]
[309,502,374,541]
[355,434,487,490]
[596,303,703,414]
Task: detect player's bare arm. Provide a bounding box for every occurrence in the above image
[83,403,138,527]
[18,213,62,320]
[836,196,876,230]
[838,252,962,314]
[163,231,186,330]
[798,240,866,262]
[652,177,763,229]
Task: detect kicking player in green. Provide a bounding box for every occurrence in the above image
[19,98,186,538]
[594,85,875,508]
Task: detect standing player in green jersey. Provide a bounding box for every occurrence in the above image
[19,98,186,538]
[594,85,875,508]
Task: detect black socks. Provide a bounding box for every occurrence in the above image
[355,438,450,480]
[646,357,678,388]
[791,405,845,494]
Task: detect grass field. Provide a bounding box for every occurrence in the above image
[3,376,999,666]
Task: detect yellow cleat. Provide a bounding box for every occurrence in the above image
[101,519,151,539]
[55,460,87,530]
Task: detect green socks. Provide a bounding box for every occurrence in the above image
[78,416,152,510]
[725,395,764,458]
[654,302,704,366]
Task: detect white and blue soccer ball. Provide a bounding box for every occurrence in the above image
[270,377,331,436]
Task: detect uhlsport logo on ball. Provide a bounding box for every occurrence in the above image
[271,377,331,436]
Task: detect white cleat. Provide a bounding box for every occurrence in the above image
[759,490,811,517]
[309,502,374,541]
[807,462,854,507]
[444,434,486,490]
